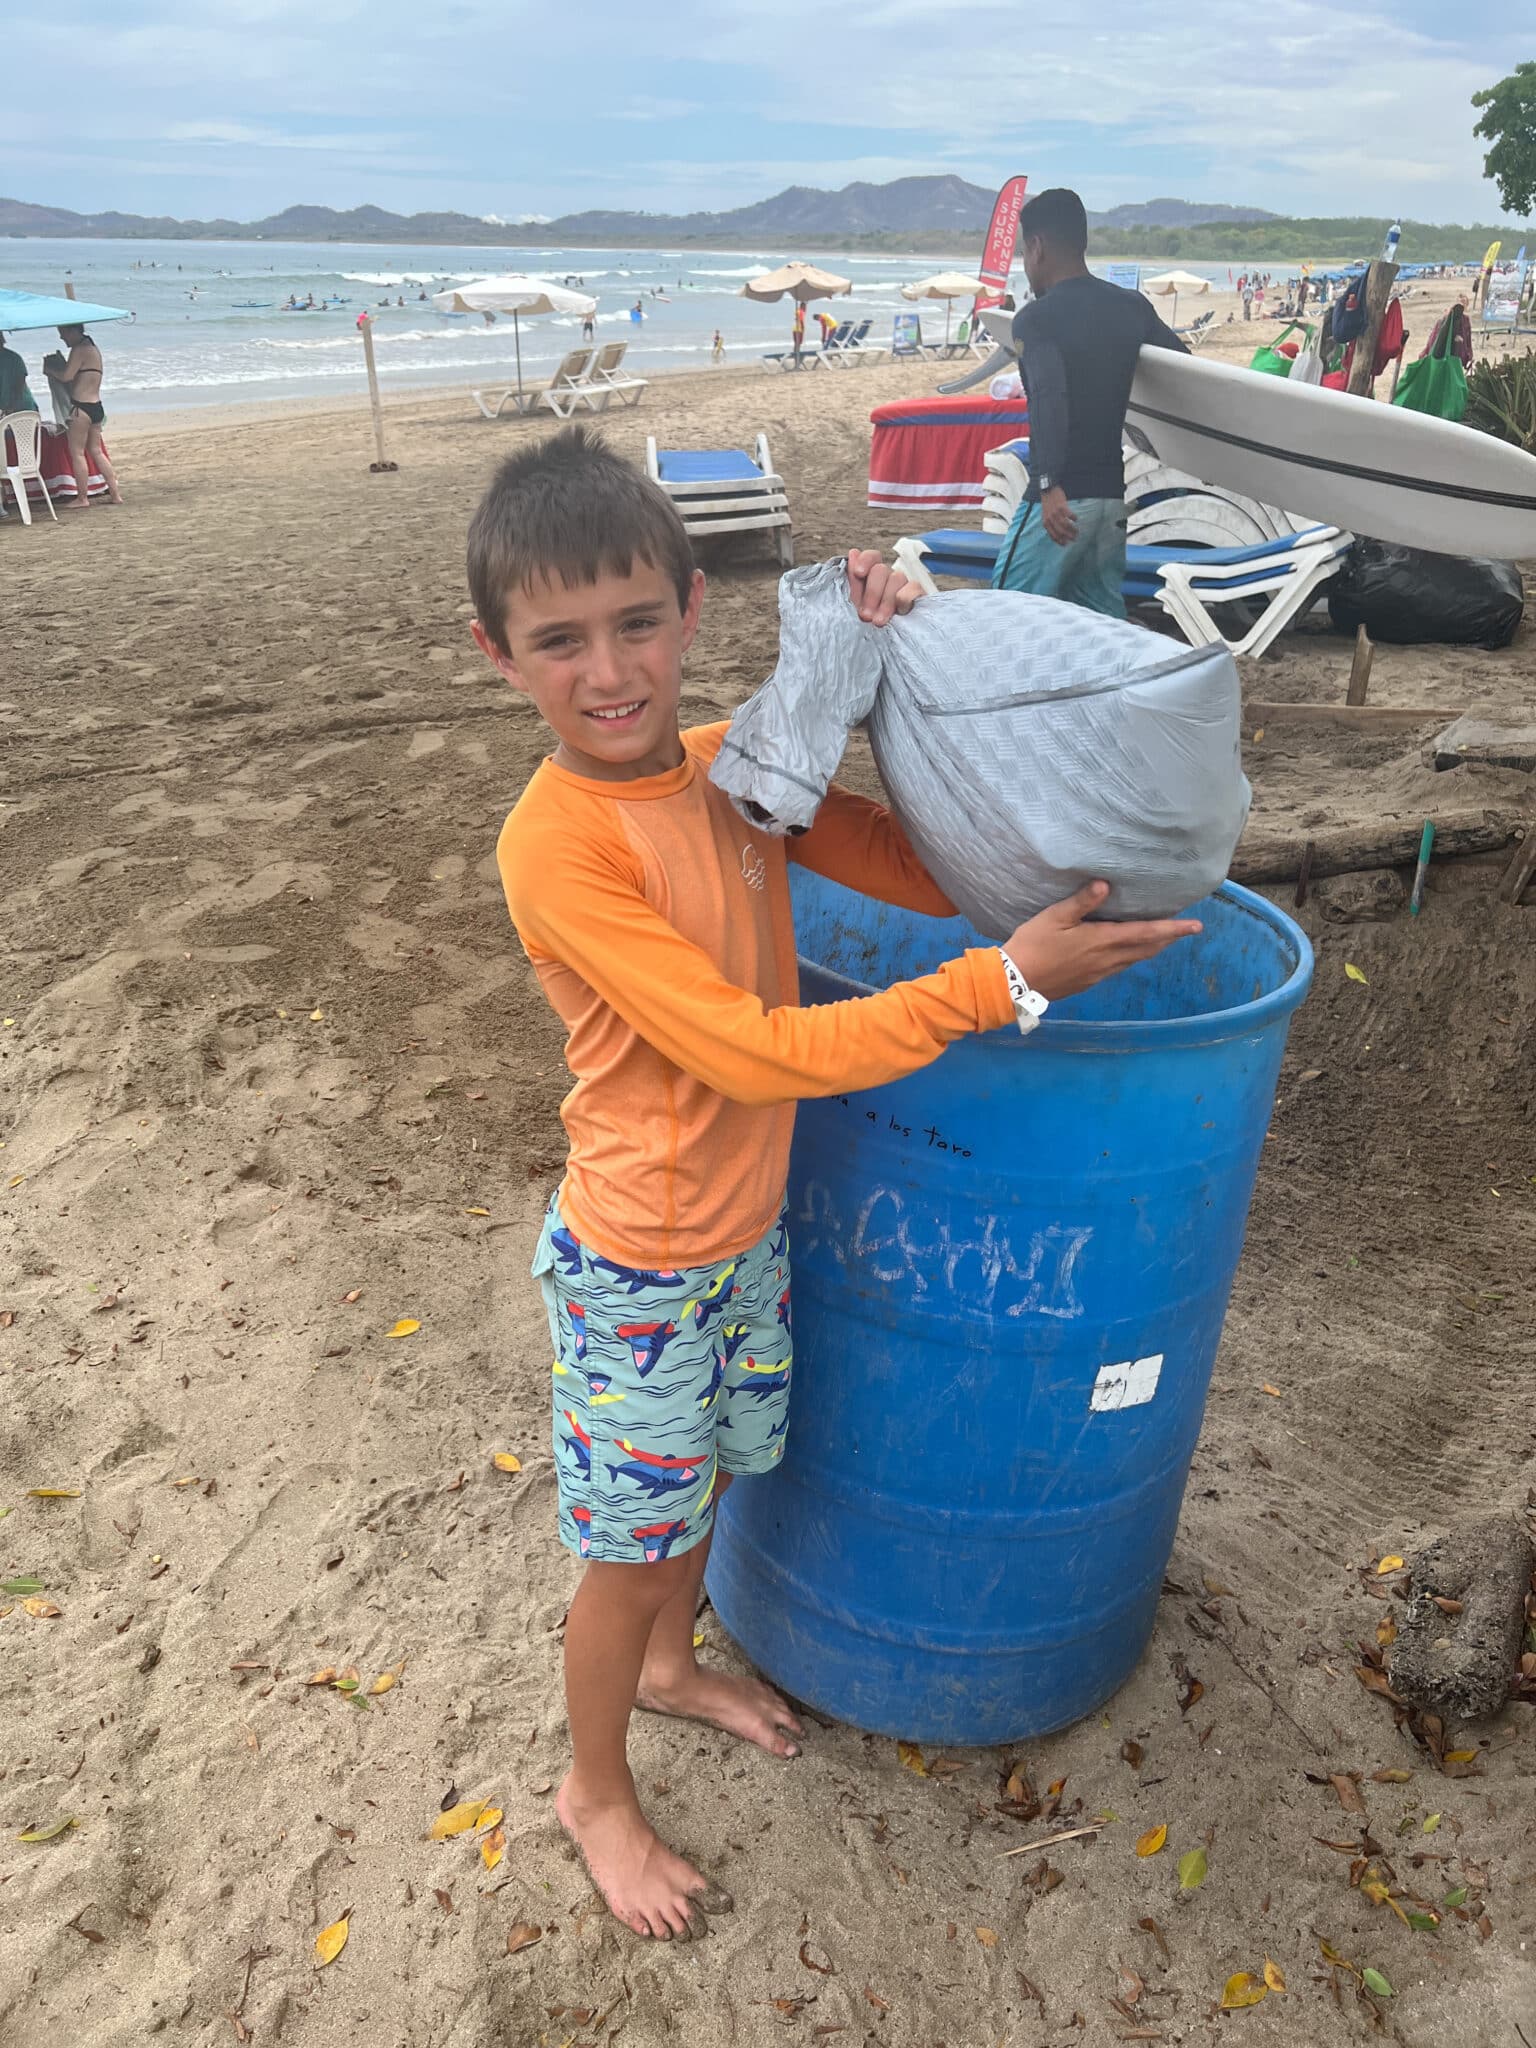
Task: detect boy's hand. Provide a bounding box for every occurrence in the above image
[1003,882,1201,1003]
[846,549,923,626]
[1040,486,1079,547]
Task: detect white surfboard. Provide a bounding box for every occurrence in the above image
[954,310,1536,560]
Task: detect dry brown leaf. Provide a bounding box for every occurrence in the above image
[430,1797,491,1840]
[506,1922,542,1956]
[341,1289,362,1304]
[1120,1739,1144,1770]
[1178,1675,1204,1715]
[1370,1768,1413,1784]
[434,1889,453,1915]
[305,1667,338,1686]
[863,1987,890,2014]
[480,1825,506,1872]
[1135,1824,1168,1858]
[1329,1774,1366,1814]
[492,1453,522,1474]
[799,1939,835,1974]
[314,1914,350,1966]
[975,1927,998,1948]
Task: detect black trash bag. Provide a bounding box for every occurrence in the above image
[1328,538,1525,650]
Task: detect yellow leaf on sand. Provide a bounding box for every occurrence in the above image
[1444,1749,1478,1764]
[1221,1972,1268,2010]
[310,1009,325,1022]
[367,1672,397,1696]
[480,1825,506,1871]
[476,1808,504,1832]
[464,1207,491,1217]
[1135,1824,1168,1858]
[692,1630,705,1649]
[17,1816,78,1842]
[897,1741,928,1776]
[1345,963,1368,985]
[315,1914,350,1966]
[1178,1846,1208,1891]
[492,1453,522,1473]
[306,1667,338,1686]
[1252,727,1265,742]
[1376,1613,1397,1647]
[22,1597,62,1619]
[1264,1958,1287,1994]
[1422,1812,1441,1835]
[28,1488,82,1498]
[430,1798,491,1841]
[1376,1556,1405,1575]
[975,1927,998,1949]
[1261,1384,1282,1398]
[385,1319,420,1339]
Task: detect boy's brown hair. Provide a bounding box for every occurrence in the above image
[468,424,696,655]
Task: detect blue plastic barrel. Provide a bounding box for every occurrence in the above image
[706,871,1312,1745]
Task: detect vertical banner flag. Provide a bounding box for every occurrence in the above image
[972,175,1029,317]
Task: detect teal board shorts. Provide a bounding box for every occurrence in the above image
[532,1198,793,1566]
[990,494,1128,618]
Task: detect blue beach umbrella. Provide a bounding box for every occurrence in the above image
[0,287,130,330]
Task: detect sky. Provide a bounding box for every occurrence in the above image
[3,0,1531,226]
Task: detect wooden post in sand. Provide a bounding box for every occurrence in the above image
[1346,259,1399,397]
[1346,626,1374,705]
[359,314,394,471]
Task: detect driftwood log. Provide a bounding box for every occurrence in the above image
[1231,812,1521,886]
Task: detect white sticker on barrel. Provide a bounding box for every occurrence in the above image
[1090,1353,1164,1413]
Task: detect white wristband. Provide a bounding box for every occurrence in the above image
[998,949,1049,1035]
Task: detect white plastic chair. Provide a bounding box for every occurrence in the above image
[587,343,648,409]
[473,349,594,420]
[2,412,56,525]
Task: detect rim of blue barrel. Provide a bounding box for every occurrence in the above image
[796,879,1314,1052]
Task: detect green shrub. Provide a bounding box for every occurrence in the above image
[1465,349,1536,452]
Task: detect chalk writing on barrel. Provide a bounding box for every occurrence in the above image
[793,1181,1091,1320]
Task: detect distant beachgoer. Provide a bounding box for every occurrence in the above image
[711,329,725,364]
[44,323,123,508]
[582,313,596,343]
[632,300,644,322]
[815,311,838,345]
[793,301,806,360]
[0,330,39,415]
[990,186,1187,617]
[1241,282,1254,320]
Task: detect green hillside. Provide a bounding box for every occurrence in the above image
[1086,216,1530,262]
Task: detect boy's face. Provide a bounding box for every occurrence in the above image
[474,560,705,782]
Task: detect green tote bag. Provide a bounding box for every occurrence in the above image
[1392,312,1468,422]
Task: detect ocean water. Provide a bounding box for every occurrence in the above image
[0,237,1252,413]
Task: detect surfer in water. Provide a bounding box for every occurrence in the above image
[991,187,1187,618]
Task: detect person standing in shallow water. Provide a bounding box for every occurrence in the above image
[44,323,123,508]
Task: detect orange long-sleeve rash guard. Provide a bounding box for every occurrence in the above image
[498,723,1012,1269]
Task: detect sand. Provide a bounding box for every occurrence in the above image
[2,300,1535,2048]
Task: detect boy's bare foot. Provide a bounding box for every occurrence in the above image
[556,1776,733,1939]
[637,1663,803,1758]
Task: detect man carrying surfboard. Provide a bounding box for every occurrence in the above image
[991,188,1187,617]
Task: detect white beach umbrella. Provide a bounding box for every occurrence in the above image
[431,275,597,410]
[900,270,988,344]
[1140,269,1212,327]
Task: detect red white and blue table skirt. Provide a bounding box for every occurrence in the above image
[868,393,1030,513]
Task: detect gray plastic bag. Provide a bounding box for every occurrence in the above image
[710,561,1250,937]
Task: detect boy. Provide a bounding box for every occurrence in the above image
[472,426,1199,1941]
[991,187,1186,614]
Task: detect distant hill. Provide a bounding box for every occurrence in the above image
[0,178,1280,247]
[1,184,1528,261]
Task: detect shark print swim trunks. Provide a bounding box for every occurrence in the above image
[532,1197,793,1565]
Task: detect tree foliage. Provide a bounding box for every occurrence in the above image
[1473,63,1536,220]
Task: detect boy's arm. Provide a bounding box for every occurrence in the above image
[503,829,1010,1111]
[789,782,955,917]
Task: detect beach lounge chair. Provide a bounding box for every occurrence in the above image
[1,412,57,525]
[824,318,882,366]
[472,349,593,420]
[1175,310,1217,348]
[587,342,648,408]
[762,341,823,370]
[646,432,793,567]
[535,349,612,419]
[893,438,1350,657]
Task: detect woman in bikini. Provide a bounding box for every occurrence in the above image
[50,323,124,508]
